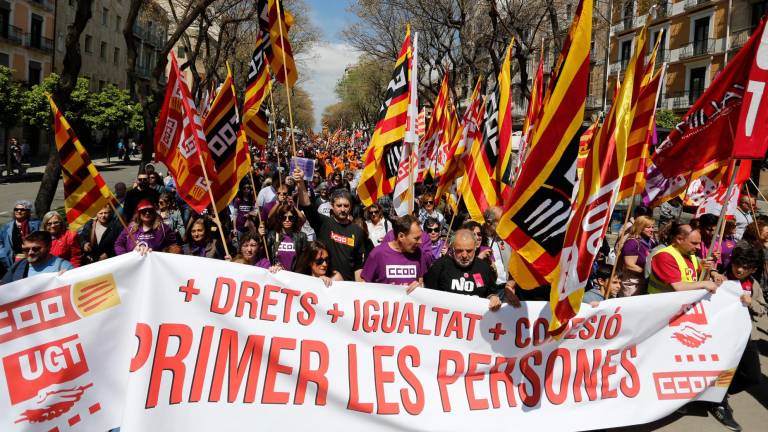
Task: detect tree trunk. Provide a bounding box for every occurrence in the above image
[34,0,93,218]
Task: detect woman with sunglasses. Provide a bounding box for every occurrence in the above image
[365,204,390,247]
[41,211,82,267]
[417,192,445,228]
[232,183,256,234]
[294,241,342,287]
[424,217,446,260]
[264,203,307,272]
[115,200,177,255]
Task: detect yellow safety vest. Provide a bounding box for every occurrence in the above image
[648,245,699,294]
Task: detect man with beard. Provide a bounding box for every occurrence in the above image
[123,172,160,220]
[424,229,517,311]
[298,168,366,280]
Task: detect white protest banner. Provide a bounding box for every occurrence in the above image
[0,253,751,431]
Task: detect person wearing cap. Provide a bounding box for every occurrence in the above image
[114,200,177,255]
[0,200,41,274]
[123,171,160,220]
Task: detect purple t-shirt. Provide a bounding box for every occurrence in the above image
[622,237,656,268]
[361,243,425,285]
[233,197,254,232]
[276,233,297,270]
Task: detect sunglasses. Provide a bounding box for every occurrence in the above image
[139,209,155,215]
[137,177,149,182]
[426,227,440,233]
[314,257,328,265]
[13,208,28,212]
[369,209,380,215]
[277,192,288,196]
[22,246,42,253]
[424,200,434,205]
[46,221,62,226]
[283,214,296,221]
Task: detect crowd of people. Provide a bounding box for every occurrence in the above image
[0,140,765,431]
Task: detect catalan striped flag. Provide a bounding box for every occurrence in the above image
[463,40,515,222]
[48,95,115,231]
[203,64,251,213]
[154,53,212,214]
[418,72,450,182]
[416,108,426,137]
[434,96,459,181]
[496,0,593,287]
[357,26,412,207]
[435,78,482,203]
[548,10,637,333]
[495,39,516,204]
[576,120,598,172]
[259,0,297,87]
[243,32,272,146]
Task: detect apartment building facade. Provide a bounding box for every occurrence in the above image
[604,0,768,114]
[0,0,54,84]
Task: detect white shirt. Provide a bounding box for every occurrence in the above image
[490,238,511,284]
[734,208,753,240]
[366,218,390,247]
[257,186,276,208]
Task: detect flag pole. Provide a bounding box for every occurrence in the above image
[605,185,637,299]
[748,177,768,204]
[274,0,298,157]
[195,152,231,258]
[247,169,271,262]
[268,90,283,185]
[703,159,739,280]
[676,170,697,221]
[108,201,129,231]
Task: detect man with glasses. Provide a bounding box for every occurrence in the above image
[1,231,72,284]
[0,200,41,276]
[123,171,160,220]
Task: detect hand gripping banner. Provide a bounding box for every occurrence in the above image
[0,254,751,431]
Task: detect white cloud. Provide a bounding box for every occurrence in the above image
[299,43,360,130]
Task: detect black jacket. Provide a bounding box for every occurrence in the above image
[78,217,123,263]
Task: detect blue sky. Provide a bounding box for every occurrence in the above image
[300,0,361,130]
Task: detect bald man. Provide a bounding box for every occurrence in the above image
[424,229,511,310]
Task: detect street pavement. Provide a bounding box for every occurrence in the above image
[0,159,767,431]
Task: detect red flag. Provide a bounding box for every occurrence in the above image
[154,53,212,213]
[732,18,768,159]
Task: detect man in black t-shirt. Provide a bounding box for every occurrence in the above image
[297,169,366,280]
[425,229,518,310]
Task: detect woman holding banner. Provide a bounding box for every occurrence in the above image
[114,200,177,255]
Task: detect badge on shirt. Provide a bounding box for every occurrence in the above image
[385,265,417,279]
[330,231,355,247]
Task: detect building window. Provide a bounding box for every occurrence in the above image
[620,39,632,68]
[28,61,41,85]
[689,66,706,103]
[177,46,186,59]
[0,52,9,67]
[85,34,93,53]
[102,8,109,26]
[98,80,106,91]
[30,14,43,49]
[100,41,107,60]
[114,47,120,65]
[116,15,122,32]
[0,5,10,40]
[692,16,710,56]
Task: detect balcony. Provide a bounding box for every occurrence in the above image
[729,28,752,51]
[586,96,603,110]
[132,24,165,47]
[29,0,55,12]
[24,34,53,53]
[134,63,151,79]
[685,0,711,10]
[0,25,24,45]
[668,90,706,110]
[654,1,670,19]
[653,49,670,66]
[679,39,718,59]
[609,58,630,75]
[622,15,634,31]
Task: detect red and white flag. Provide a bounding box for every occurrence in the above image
[393,32,419,217]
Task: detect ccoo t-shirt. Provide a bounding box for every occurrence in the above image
[361,242,424,285]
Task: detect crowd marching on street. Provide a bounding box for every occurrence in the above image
[1,0,767,429]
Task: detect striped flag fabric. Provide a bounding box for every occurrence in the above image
[48,96,115,231]
[463,40,515,222]
[259,0,297,87]
[548,12,637,333]
[357,26,412,207]
[203,64,252,213]
[416,108,426,137]
[435,79,482,203]
[576,120,598,172]
[243,32,272,146]
[154,53,212,214]
[495,39,517,204]
[393,31,420,217]
[496,0,593,287]
[417,73,450,182]
[433,97,459,181]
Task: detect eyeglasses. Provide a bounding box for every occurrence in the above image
[283,214,296,221]
[21,246,42,253]
[314,257,328,265]
[426,227,440,233]
[46,221,62,226]
[424,200,434,205]
[369,209,379,215]
[277,192,288,196]
[13,208,28,212]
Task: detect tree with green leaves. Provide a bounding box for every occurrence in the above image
[655,109,680,129]
[322,56,391,131]
[22,74,91,136]
[83,84,144,158]
[0,66,24,174]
